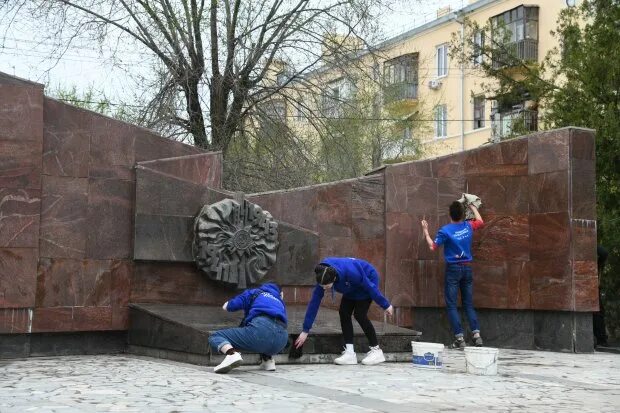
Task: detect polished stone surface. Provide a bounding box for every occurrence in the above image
[128,303,421,357]
[0,350,618,412]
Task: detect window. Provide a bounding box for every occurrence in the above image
[383,53,419,102]
[490,6,539,68]
[490,99,537,140]
[473,30,484,65]
[436,44,448,77]
[473,96,485,129]
[434,105,447,138]
[276,71,288,86]
[323,78,355,117]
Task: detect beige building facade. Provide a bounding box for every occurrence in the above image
[284,0,577,160]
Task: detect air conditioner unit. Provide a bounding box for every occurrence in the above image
[428,79,442,90]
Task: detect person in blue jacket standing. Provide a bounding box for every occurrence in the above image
[208,283,288,374]
[294,257,394,365]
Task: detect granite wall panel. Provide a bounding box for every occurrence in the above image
[0,188,40,248]
[0,308,31,333]
[0,82,43,142]
[40,176,88,259]
[137,152,223,189]
[42,99,90,178]
[86,179,134,259]
[0,140,42,189]
[89,115,135,180]
[0,248,38,308]
[528,130,570,174]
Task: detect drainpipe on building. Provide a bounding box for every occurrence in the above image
[457,12,466,152]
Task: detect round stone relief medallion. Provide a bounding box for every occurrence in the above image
[193,199,278,288]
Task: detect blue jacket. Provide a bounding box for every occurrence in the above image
[226,283,287,326]
[302,257,390,332]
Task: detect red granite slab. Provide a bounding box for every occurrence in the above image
[571,158,596,220]
[36,258,112,307]
[571,219,597,262]
[89,115,135,180]
[0,83,43,142]
[131,262,235,305]
[86,179,134,259]
[134,129,205,163]
[499,138,528,165]
[31,307,73,332]
[137,152,223,188]
[472,261,508,308]
[385,258,414,308]
[0,248,38,308]
[573,260,598,311]
[408,160,433,177]
[570,128,595,160]
[0,139,42,189]
[72,306,113,331]
[473,214,529,261]
[317,183,352,238]
[530,212,571,261]
[0,188,40,248]
[411,260,441,307]
[278,188,318,231]
[528,171,569,214]
[465,145,527,176]
[318,236,353,258]
[437,178,466,214]
[529,257,573,310]
[351,176,385,240]
[406,177,437,214]
[43,99,90,178]
[0,308,30,333]
[506,261,530,309]
[467,176,529,215]
[528,129,570,174]
[111,306,129,330]
[40,176,88,258]
[433,152,465,178]
[385,165,408,212]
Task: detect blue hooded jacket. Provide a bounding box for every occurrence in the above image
[302,257,390,332]
[226,283,287,326]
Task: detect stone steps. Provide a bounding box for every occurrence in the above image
[127,303,422,365]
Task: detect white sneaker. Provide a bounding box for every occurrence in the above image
[334,350,358,365]
[259,357,276,371]
[361,346,386,365]
[214,352,243,374]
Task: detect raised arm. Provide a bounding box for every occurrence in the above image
[469,204,483,222]
[421,220,436,251]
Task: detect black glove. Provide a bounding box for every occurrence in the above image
[288,335,304,359]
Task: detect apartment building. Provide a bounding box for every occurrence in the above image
[270,0,577,160]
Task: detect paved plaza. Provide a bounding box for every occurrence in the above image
[1,349,619,412]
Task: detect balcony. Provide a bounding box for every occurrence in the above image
[492,109,538,140]
[492,39,538,69]
[383,82,418,104]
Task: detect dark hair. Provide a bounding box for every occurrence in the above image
[315,264,337,285]
[449,201,464,221]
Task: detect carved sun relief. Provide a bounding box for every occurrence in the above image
[193,198,278,288]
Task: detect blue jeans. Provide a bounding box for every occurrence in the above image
[444,264,480,337]
[208,316,288,357]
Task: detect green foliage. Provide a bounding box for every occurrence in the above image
[456,0,620,338]
[49,84,139,123]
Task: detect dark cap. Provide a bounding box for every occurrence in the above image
[315,264,337,285]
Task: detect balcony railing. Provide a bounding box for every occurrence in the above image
[492,109,538,140]
[383,82,418,104]
[492,38,538,69]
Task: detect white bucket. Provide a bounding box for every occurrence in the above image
[464,347,499,375]
[411,341,444,369]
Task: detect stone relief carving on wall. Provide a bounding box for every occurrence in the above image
[193,197,278,288]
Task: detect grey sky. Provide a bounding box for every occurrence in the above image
[0,0,466,102]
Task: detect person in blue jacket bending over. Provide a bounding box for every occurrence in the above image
[208,283,288,374]
[294,257,394,365]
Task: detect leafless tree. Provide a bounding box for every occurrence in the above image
[1,0,391,153]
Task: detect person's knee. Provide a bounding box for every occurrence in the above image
[353,309,369,323]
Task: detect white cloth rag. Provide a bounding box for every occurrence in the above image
[457,193,482,220]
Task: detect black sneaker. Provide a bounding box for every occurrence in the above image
[472,335,484,347]
[451,337,466,349]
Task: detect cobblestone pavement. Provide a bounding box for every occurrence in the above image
[1,349,619,412]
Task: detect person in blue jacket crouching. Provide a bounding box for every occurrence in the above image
[208,283,288,374]
[294,257,394,365]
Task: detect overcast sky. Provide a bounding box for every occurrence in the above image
[0,0,467,103]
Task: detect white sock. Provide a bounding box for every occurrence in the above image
[345,344,355,353]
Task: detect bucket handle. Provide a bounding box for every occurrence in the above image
[466,353,497,370]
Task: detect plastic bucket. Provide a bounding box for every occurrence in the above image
[464,347,499,375]
[411,341,444,369]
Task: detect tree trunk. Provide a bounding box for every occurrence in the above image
[185,77,208,148]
